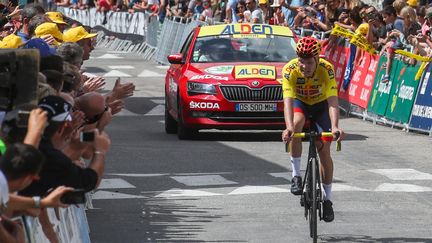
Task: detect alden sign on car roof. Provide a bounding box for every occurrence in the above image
[198,24,294,38]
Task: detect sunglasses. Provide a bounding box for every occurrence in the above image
[84,106,108,125]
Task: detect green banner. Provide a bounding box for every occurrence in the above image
[368,55,400,115]
[384,61,421,123]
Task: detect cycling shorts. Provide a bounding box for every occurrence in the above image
[293,99,332,142]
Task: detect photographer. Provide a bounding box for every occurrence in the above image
[0,143,74,243]
[19,95,111,198]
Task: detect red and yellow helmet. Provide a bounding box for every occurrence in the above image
[296,36,322,58]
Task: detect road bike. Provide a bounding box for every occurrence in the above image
[286,130,340,243]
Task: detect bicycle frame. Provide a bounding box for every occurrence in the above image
[301,131,323,242]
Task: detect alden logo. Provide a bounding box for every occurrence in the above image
[221,24,273,35]
[235,65,276,79]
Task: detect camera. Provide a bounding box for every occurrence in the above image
[366,11,380,21]
[60,189,86,204]
[80,131,95,142]
[16,110,30,128]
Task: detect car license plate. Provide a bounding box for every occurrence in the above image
[235,103,277,112]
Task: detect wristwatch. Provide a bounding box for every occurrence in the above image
[5,15,12,22]
[32,196,41,209]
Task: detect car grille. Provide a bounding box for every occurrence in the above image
[209,112,284,123]
[219,85,283,102]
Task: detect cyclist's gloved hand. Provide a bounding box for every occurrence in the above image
[331,127,344,142]
[282,128,294,143]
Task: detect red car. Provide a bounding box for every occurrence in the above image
[165,23,297,139]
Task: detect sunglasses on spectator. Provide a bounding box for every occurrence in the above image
[85,106,108,124]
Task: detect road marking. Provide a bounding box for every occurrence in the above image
[107,173,169,177]
[92,190,145,200]
[155,189,221,198]
[156,65,170,70]
[374,183,432,192]
[103,70,131,77]
[145,105,164,116]
[228,185,290,195]
[269,172,290,180]
[115,108,140,116]
[108,65,135,69]
[369,168,432,180]
[171,175,237,186]
[98,178,136,189]
[95,54,124,59]
[332,184,369,191]
[82,72,97,78]
[150,99,165,105]
[138,70,165,77]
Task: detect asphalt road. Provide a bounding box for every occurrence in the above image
[83,48,432,243]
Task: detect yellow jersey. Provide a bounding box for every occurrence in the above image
[282,58,338,105]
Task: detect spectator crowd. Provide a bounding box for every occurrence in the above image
[1,0,432,241]
[0,2,135,242]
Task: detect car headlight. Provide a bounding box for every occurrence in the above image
[187,82,216,95]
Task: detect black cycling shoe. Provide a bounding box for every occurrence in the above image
[322,200,334,222]
[290,176,303,195]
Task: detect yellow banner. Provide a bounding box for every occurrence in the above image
[395,50,432,62]
[198,24,294,37]
[234,65,276,79]
[395,50,432,80]
[331,24,354,39]
[349,34,376,54]
[331,24,376,54]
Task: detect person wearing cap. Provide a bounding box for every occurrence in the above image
[19,95,111,198]
[407,0,418,9]
[34,22,63,46]
[23,38,57,57]
[63,26,97,61]
[46,11,68,32]
[258,0,268,23]
[0,34,23,48]
[270,0,286,25]
[245,0,263,23]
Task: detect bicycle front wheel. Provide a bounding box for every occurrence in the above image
[309,158,318,242]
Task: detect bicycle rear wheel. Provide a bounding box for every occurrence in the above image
[309,157,318,242]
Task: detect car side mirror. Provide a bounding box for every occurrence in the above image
[167,54,184,64]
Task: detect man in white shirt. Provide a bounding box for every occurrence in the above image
[245,0,263,23]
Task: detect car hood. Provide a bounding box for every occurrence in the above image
[184,62,286,85]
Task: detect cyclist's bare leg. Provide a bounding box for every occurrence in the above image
[290,112,306,157]
[318,141,333,185]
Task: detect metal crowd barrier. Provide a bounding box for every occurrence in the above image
[59,7,159,60]
[154,16,207,65]
[23,205,91,243]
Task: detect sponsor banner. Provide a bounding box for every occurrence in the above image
[322,39,349,90]
[368,55,392,116]
[409,64,432,130]
[384,60,421,123]
[234,65,276,79]
[339,52,378,108]
[198,24,294,37]
[205,65,234,75]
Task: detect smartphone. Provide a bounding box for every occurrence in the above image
[16,110,30,128]
[80,131,95,142]
[60,189,86,204]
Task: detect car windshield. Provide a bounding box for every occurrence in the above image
[190,35,297,63]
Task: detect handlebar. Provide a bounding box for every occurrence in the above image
[285,131,341,152]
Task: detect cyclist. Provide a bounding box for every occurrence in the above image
[281,36,344,222]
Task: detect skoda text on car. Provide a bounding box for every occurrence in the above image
[165,23,297,139]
